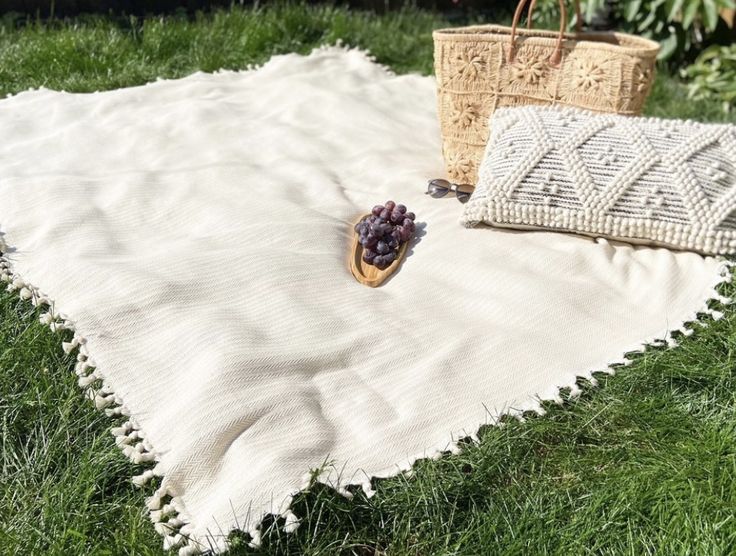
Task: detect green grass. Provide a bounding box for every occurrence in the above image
[1,3,736,555]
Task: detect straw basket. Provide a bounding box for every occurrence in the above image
[433,0,660,184]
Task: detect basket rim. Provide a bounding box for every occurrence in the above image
[432,25,660,56]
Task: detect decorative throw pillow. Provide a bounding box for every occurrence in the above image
[461,105,736,256]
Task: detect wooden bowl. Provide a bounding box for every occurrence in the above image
[349,215,409,288]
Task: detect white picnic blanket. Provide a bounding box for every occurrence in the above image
[0,46,729,554]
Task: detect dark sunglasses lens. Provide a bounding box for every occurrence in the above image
[428,179,451,198]
[456,184,474,203]
[428,184,450,198]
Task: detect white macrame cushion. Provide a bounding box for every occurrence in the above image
[462,105,736,255]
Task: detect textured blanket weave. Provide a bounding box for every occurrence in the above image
[0,47,730,554]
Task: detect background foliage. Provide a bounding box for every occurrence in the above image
[577,0,736,62]
[684,43,736,111]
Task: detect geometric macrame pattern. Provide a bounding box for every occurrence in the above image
[462,105,736,255]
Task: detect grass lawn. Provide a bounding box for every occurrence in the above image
[1,3,736,555]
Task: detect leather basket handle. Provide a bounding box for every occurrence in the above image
[508,0,582,67]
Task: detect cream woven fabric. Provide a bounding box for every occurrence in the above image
[463,106,736,255]
[0,48,730,554]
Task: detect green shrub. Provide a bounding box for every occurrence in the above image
[609,0,734,62]
[533,0,735,63]
[683,43,736,112]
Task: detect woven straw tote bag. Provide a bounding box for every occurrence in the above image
[433,0,660,184]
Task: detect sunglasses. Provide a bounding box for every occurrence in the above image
[426,179,475,203]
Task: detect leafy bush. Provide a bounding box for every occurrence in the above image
[606,0,735,62]
[532,0,735,63]
[683,44,736,111]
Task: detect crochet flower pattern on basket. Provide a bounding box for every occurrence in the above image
[433,0,660,184]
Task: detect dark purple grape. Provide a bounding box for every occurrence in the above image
[357,203,415,268]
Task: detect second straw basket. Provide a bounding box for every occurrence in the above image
[433,0,660,185]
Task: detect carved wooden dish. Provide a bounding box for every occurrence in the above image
[349,215,409,288]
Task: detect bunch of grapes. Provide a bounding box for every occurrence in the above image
[354,200,416,269]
